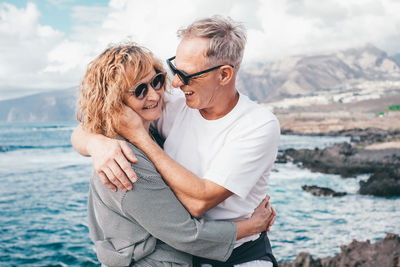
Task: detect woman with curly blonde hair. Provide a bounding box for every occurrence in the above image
[77,42,274,266]
[78,44,165,138]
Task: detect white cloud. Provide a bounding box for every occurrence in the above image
[244,0,400,62]
[45,41,92,73]
[0,3,66,90]
[0,2,98,93]
[0,0,399,98]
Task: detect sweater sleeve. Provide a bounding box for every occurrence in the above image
[121,145,236,261]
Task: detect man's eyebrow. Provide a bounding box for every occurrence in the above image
[174,60,195,74]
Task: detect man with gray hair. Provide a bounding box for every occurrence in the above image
[72,15,280,266]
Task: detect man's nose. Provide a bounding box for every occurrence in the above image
[171,74,184,88]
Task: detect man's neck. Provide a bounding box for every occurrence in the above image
[199,89,239,120]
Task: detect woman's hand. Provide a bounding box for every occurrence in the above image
[235,195,276,240]
[250,195,276,233]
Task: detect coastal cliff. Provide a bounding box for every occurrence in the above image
[279,233,400,267]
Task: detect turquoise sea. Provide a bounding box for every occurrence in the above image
[0,122,399,266]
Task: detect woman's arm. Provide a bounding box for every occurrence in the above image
[119,144,275,261]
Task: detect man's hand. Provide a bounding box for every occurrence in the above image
[250,195,276,233]
[87,135,138,192]
[116,104,149,144]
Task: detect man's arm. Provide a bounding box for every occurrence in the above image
[120,107,280,217]
[116,104,280,218]
[125,129,232,217]
[71,124,138,191]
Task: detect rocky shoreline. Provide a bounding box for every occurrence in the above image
[268,74,400,266]
[278,233,400,267]
[274,94,400,135]
[281,128,400,146]
[277,128,400,197]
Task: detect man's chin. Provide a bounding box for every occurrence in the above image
[185,100,199,109]
[183,94,195,107]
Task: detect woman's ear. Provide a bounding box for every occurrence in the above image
[219,65,234,85]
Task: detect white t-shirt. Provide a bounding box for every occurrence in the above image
[156,90,280,245]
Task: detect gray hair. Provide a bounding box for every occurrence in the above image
[177,15,247,69]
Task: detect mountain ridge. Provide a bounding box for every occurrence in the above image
[0,88,77,122]
[1,44,399,122]
[238,44,400,102]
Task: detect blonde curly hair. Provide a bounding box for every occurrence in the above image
[77,42,165,137]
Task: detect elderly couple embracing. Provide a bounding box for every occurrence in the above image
[72,15,280,267]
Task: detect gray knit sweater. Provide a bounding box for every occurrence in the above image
[87,143,236,266]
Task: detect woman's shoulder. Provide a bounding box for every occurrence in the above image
[125,142,166,185]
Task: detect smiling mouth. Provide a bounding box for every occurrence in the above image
[143,102,158,109]
[184,91,194,96]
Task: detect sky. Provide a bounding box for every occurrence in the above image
[0,0,399,100]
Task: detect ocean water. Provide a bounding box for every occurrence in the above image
[0,123,399,266]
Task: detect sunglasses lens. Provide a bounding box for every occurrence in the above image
[134,84,148,99]
[172,72,186,85]
[151,73,165,90]
[181,75,189,85]
[168,59,188,85]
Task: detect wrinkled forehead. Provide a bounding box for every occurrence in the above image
[175,37,210,72]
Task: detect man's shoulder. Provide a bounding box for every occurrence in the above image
[237,94,279,125]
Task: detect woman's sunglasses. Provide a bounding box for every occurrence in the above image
[130,72,166,100]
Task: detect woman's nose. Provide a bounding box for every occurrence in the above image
[147,85,161,100]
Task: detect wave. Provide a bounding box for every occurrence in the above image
[0,123,77,134]
[0,144,72,152]
[31,125,76,132]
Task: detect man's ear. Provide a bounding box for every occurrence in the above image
[218,65,234,85]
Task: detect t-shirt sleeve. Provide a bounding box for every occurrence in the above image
[203,118,280,199]
[121,145,236,261]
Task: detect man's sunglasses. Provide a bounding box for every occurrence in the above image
[166,56,234,85]
[129,72,166,100]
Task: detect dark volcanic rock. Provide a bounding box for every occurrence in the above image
[302,185,347,197]
[326,128,400,147]
[282,141,400,196]
[279,233,400,267]
[279,252,322,267]
[359,170,400,196]
[283,142,385,177]
[276,151,290,163]
[284,128,400,147]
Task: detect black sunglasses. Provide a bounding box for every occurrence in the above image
[166,56,234,85]
[129,72,166,100]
